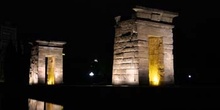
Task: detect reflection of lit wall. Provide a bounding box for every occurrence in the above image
[28,98,63,110]
[112,6,178,86]
[29,40,66,85]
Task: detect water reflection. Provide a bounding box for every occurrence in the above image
[28,98,63,110]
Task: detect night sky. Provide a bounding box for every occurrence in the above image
[1,0,220,85]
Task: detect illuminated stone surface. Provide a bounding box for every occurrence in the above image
[29,40,66,85]
[112,6,178,86]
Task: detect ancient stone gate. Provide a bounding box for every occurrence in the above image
[29,40,66,85]
[112,6,178,86]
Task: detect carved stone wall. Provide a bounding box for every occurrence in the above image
[29,46,39,84]
[112,19,139,85]
[112,6,178,86]
[29,40,66,85]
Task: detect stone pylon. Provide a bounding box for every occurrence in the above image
[112,6,178,86]
[29,40,66,85]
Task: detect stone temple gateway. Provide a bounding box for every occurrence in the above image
[112,6,178,86]
[29,40,66,85]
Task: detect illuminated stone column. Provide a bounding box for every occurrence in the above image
[112,18,139,85]
[29,40,66,85]
[112,6,178,86]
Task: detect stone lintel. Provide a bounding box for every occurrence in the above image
[133,5,178,23]
[36,40,66,47]
[136,19,174,29]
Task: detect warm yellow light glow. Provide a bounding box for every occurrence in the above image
[149,63,160,86]
[151,73,160,86]
[153,76,159,84]
[148,36,163,86]
[47,57,55,85]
